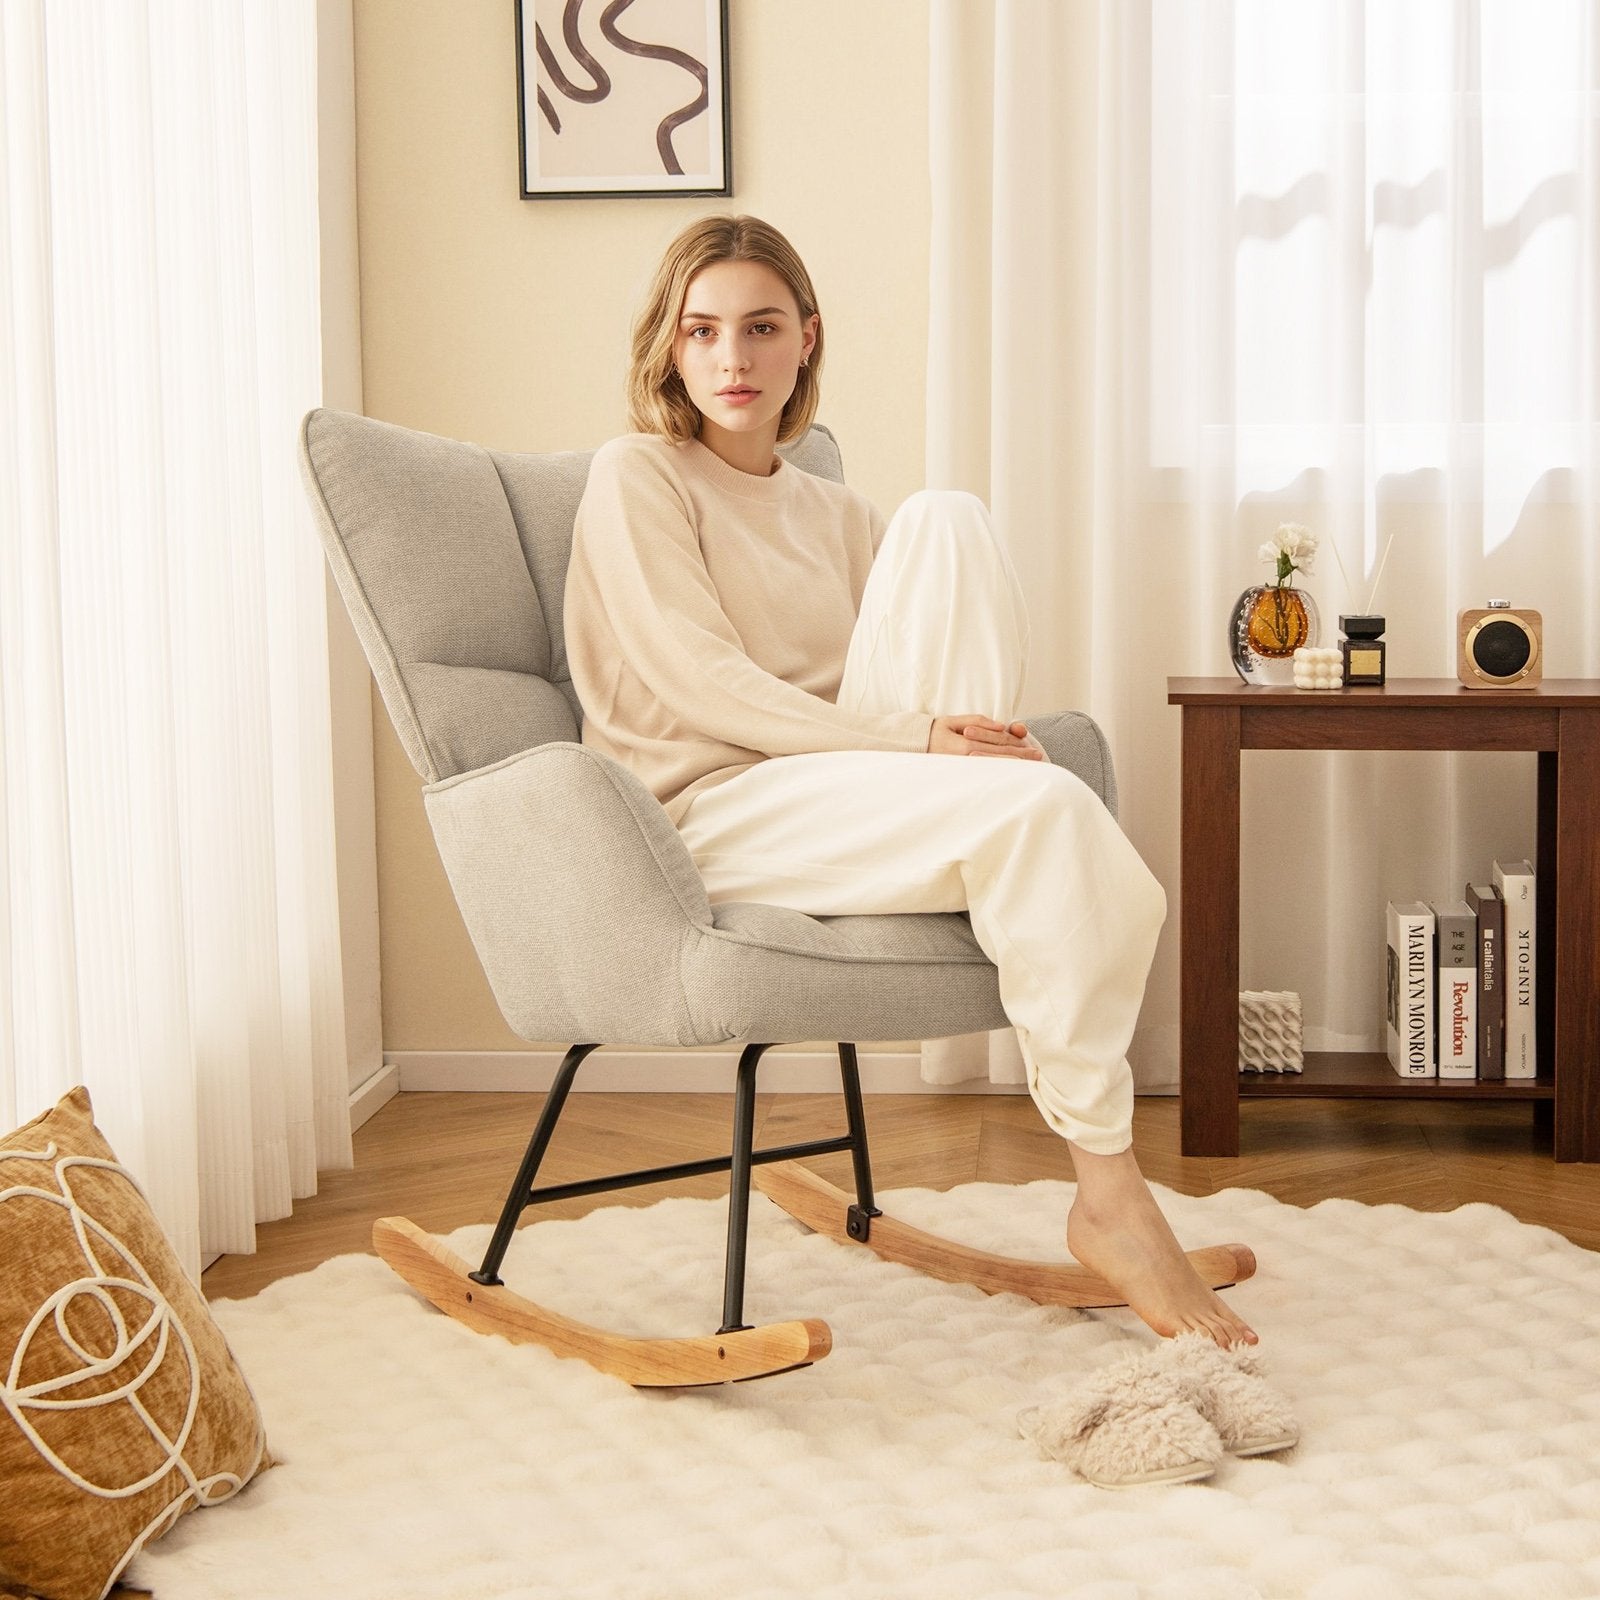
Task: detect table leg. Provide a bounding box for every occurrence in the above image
[1552,712,1600,1161]
[1180,704,1241,1156]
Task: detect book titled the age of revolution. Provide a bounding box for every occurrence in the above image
[1432,902,1477,1079]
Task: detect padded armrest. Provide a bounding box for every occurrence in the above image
[1024,711,1119,818]
[423,744,714,1046]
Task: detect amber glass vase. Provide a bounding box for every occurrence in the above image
[1229,584,1319,685]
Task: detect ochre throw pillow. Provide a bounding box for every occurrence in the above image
[0,1087,268,1600]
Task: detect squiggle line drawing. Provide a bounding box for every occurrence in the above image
[1,1138,262,1571]
[535,0,710,177]
[533,0,611,134]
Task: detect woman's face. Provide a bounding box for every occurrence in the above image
[672,259,818,468]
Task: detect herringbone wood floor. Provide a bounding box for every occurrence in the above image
[200,1088,1600,1302]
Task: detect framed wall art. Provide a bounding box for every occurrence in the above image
[516,0,731,200]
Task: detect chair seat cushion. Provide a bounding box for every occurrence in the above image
[683,904,1010,1044]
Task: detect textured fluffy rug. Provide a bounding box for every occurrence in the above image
[131,1180,1600,1599]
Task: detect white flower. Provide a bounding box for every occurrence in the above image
[1258,522,1319,584]
[1283,523,1318,562]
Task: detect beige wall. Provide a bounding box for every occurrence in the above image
[318,0,384,1094]
[352,0,932,1049]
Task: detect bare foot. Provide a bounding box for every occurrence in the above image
[1066,1146,1258,1350]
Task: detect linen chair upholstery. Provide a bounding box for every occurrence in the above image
[298,408,1120,1053]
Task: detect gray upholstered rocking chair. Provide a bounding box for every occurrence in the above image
[298,409,1253,1387]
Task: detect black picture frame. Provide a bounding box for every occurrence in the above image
[515,0,732,200]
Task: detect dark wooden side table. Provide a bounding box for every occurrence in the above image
[1167,677,1600,1162]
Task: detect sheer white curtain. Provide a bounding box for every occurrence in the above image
[927,0,1600,1089]
[0,0,351,1279]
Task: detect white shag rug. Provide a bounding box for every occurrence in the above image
[131,1180,1600,1600]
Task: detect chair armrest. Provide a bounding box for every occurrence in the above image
[1023,711,1119,818]
[423,743,714,1046]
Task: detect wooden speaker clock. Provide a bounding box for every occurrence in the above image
[1457,600,1542,689]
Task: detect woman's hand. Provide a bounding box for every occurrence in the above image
[927,715,1046,759]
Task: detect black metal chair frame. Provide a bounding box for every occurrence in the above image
[466,1042,884,1335]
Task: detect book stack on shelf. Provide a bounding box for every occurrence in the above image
[1385,860,1536,1081]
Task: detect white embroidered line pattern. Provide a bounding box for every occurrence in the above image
[1,1140,255,1513]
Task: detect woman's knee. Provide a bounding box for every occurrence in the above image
[892,487,992,529]
[880,489,1007,578]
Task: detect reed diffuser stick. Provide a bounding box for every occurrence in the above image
[1324,533,1356,610]
[1323,527,1398,616]
[1362,528,1398,615]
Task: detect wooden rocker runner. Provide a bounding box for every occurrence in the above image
[373,1041,1257,1388]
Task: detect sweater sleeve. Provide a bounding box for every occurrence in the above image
[574,442,933,759]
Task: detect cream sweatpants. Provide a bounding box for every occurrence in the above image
[674,490,1167,1154]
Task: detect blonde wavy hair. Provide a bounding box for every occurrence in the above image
[626,214,823,445]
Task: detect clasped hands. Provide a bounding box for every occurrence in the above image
[927,714,1045,760]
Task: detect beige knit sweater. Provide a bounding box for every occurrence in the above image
[564,433,935,825]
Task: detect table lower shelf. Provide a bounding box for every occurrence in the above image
[1238,1052,1555,1099]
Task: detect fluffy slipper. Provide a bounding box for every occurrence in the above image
[1158,1332,1300,1456]
[1018,1346,1224,1489]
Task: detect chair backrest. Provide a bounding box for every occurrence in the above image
[298,409,848,785]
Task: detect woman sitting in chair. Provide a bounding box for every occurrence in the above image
[564,213,1255,1350]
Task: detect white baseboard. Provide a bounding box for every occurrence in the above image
[348,1062,400,1129]
[387,1050,1030,1097]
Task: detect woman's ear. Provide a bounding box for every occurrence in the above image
[801,313,820,364]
